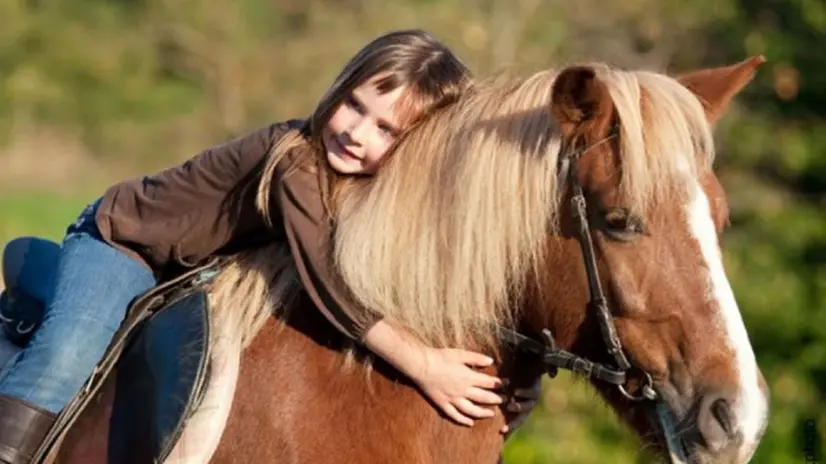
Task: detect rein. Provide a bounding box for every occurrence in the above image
[497,131,657,403]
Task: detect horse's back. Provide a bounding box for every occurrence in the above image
[213,313,503,464]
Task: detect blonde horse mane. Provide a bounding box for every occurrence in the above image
[202,62,715,353]
[331,64,715,350]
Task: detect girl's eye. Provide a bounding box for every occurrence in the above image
[345,96,364,114]
[379,125,398,138]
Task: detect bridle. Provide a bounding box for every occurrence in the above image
[497,130,658,403]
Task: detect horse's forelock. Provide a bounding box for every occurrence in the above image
[597,66,716,216]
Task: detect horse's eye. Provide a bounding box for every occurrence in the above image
[602,208,645,241]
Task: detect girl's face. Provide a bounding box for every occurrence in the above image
[322,74,411,175]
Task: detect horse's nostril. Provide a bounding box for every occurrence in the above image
[694,392,741,453]
[710,398,735,438]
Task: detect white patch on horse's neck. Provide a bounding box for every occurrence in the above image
[686,182,767,457]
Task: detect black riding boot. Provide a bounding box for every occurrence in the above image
[0,395,56,464]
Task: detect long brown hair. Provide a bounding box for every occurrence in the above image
[257,29,473,225]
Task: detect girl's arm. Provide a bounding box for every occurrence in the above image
[363,320,504,426]
[95,121,298,273]
[278,165,503,426]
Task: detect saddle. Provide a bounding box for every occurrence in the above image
[23,258,227,464]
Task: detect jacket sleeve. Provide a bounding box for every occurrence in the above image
[95,122,292,273]
[276,166,384,343]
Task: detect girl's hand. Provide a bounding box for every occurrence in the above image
[411,348,505,426]
[362,321,504,426]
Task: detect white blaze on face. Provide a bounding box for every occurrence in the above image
[686,181,768,458]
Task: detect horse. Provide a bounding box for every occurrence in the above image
[13,55,768,463]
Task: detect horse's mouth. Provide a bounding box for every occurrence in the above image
[655,402,691,464]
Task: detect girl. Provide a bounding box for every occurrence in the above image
[0,29,539,462]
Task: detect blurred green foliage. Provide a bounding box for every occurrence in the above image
[0,0,823,462]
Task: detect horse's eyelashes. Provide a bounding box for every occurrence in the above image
[602,208,645,241]
[604,208,629,227]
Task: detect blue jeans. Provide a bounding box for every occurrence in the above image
[0,200,156,414]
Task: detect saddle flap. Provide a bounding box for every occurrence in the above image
[109,289,211,463]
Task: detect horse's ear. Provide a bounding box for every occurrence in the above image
[677,56,767,123]
[550,66,613,137]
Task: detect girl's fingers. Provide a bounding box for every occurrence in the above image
[469,371,504,390]
[454,397,495,420]
[466,387,505,405]
[442,402,474,427]
[456,350,494,368]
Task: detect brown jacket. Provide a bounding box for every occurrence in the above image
[94,119,381,342]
